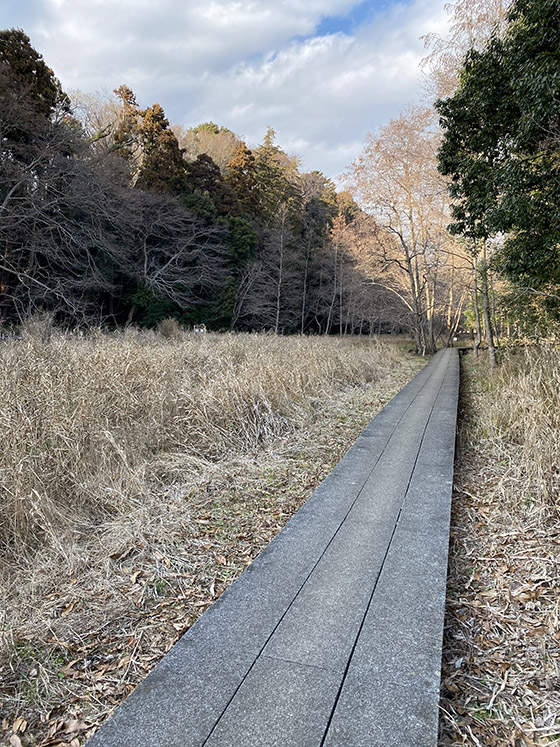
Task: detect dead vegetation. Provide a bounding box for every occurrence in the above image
[440,347,560,747]
[0,328,422,746]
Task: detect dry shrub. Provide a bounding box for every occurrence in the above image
[0,331,401,556]
[19,310,55,345]
[156,317,182,339]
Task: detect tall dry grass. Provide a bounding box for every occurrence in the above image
[439,346,560,745]
[0,328,420,741]
[474,345,560,509]
[0,328,402,557]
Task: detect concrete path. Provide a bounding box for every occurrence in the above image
[87,348,459,747]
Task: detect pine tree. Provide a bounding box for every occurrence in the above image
[224,142,259,217]
[0,29,68,119]
[136,103,188,195]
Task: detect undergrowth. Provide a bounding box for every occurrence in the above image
[440,346,560,747]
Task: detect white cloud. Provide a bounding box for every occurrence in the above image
[170,0,447,179]
[1,0,450,181]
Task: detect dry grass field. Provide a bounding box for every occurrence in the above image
[0,327,422,746]
[5,329,556,747]
[440,347,560,747]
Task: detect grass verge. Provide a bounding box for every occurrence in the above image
[440,348,560,747]
[0,330,423,746]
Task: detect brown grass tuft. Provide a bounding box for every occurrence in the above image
[156,317,183,340]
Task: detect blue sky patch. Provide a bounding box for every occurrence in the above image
[315,0,394,36]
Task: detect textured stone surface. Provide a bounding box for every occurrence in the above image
[204,656,340,747]
[323,351,459,747]
[87,349,459,747]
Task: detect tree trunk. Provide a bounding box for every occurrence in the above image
[489,268,499,345]
[274,217,286,335]
[125,304,137,327]
[300,238,311,334]
[479,243,497,367]
[339,261,344,336]
[325,243,338,335]
[472,268,482,359]
[426,278,437,354]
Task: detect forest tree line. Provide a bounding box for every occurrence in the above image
[2,0,557,352]
[0,28,466,349]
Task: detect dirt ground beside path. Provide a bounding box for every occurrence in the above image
[439,351,560,747]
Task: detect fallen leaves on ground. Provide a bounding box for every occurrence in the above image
[439,354,560,747]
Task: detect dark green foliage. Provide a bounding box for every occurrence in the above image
[185,153,237,215]
[226,216,258,268]
[437,0,560,292]
[126,284,180,327]
[253,127,299,222]
[0,28,68,119]
[182,189,218,221]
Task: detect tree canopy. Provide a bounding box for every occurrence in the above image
[437,0,560,295]
[0,26,472,345]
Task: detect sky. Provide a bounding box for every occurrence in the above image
[0,0,450,183]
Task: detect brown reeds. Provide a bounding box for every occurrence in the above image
[1,328,420,745]
[0,329,400,556]
[484,345,560,509]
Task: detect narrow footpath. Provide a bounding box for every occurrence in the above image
[87,348,460,747]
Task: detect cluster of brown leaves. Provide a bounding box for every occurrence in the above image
[0,342,422,747]
[5,716,88,747]
[439,352,560,747]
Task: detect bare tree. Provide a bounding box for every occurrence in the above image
[1,63,229,327]
[241,204,302,332]
[173,123,242,172]
[422,0,512,99]
[345,107,453,354]
[123,189,228,322]
[298,172,337,333]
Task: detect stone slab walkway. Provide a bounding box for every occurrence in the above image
[87,348,460,747]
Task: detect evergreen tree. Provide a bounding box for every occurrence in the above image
[253,127,299,221]
[224,142,259,217]
[0,29,68,119]
[185,153,237,216]
[437,0,560,293]
[112,88,188,196]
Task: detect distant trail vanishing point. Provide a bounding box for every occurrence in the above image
[87,347,460,747]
